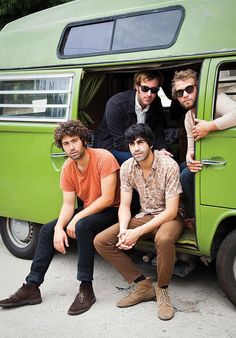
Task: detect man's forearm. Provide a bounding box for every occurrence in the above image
[54,204,74,230]
[118,205,131,232]
[206,120,218,132]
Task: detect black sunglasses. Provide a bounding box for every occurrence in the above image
[139,85,159,94]
[175,85,196,98]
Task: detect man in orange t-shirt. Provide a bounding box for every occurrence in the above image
[0,120,120,316]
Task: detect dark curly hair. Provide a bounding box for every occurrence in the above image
[125,123,154,147]
[54,120,92,148]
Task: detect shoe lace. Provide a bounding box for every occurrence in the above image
[79,294,84,302]
[121,284,137,299]
[77,286,92,302]
[158,289,171,307]
[130,283,139,295]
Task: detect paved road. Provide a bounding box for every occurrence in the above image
[0,237,235,338]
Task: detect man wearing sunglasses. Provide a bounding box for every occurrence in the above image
[172,69,236,227]
[95,70,170,165]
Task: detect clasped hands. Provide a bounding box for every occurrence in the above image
[116,228,141,250]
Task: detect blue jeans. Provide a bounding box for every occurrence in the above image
[180,163,195,216]
[110,149,132,165]
[26,207,118,285]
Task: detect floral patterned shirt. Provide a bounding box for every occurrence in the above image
[120,150,182,218]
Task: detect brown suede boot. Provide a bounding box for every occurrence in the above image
[116,277,156,308]
[156,287,174,320]
[67,284,96,315]
[0,283,42,308]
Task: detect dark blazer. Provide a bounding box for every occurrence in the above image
[94,89,167,151]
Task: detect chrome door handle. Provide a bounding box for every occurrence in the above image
[201,159,226,166]
[50,152,66,158]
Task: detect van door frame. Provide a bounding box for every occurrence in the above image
[194,58,211,251]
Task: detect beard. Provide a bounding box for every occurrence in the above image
[180,98,196,110]
[68,148,85,161]
[133,149,151,163]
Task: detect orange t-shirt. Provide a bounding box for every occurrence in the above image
[60,148,120,208]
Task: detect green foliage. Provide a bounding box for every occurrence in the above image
[0,0,72,29]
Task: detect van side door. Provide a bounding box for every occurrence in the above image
[195,59,236,254]
[198,59,236,209]
[0,69,83,224]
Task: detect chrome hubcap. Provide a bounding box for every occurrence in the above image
[6,218,33,248]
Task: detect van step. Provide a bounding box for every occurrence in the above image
[176,228,197,247]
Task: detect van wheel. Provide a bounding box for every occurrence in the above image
[0,217,40,260]
[216,229,236,306]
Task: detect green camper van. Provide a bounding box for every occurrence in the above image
[0,0,236,306]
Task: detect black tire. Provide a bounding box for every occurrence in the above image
[0,217,40,260]
[216,228,236,307]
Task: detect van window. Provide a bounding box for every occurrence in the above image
[213,63,236,121]
[217,63,236,103]
[0,74,73,122]
[59,6,184,57]
[62,21,113,56]
[112,9,183,50]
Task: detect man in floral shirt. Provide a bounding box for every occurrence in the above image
[95,123,183,321]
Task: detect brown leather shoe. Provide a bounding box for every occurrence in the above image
[67,284,96,315]
[156,287,174,320]
[0,283,42,308]
[116,277,156,308]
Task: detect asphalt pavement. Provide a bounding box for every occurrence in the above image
[0,236,235,338]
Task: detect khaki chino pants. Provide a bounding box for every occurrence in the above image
[94,214,184,287]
